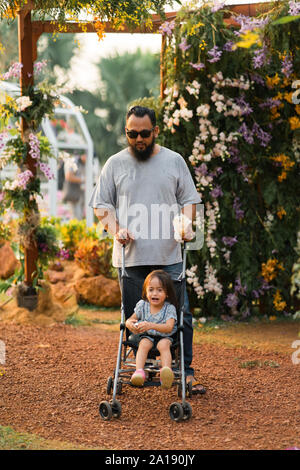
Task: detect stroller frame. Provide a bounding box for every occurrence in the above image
[99,242,193,422]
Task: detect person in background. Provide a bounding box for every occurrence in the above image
[63,153,86,220]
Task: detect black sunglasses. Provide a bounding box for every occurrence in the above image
[125,128,154,139]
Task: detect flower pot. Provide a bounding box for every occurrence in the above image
[17,292,38,311]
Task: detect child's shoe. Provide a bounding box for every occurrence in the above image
[130,369,146,387]
[160,366,174,389]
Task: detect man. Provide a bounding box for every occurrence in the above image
[89,106,205,394]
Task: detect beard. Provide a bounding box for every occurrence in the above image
[128,136,155,161]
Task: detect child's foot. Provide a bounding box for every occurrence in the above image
[130,369,146,387]
[160,367,174,389]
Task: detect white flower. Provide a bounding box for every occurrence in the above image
[16,96,32,112]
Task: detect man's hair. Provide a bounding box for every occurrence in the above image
[126,106,156,127]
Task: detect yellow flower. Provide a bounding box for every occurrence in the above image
[270,154,295,181]
[236,31,261,49]
[289,116,300,130]
[284,92,294,104]
[266,74,280,89]
[270,106,280,120]
[261,259,284,282]
[269,315,277,321]
[295,105,300,115]
[277,207,286,219]
[273,290,287,312]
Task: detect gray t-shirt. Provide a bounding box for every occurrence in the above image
[89,146,201,267]
[134,299,177,337]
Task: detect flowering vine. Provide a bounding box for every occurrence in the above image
[158,0,300,319]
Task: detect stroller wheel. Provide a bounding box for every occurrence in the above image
[169,402,184,422]
[110,399,122,418]
[106,376,113,395]
[182,402,192,420]
[99,401,112,421]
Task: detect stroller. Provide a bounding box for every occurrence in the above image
[99,242,193,422]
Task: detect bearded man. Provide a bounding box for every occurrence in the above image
[89,105,205,394]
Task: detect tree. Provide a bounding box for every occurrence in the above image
[68,49,160,163]
[0,20,77,82]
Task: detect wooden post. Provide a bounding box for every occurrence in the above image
[18,8,38,288]
[160,33,166,100]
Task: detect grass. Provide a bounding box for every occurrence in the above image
[0,425,94,450]
[64,311,91,327]
[239,360,280,369]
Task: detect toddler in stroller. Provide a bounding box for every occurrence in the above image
[126,270,178,389]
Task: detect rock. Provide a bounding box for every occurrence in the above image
[74,275,121,307]
[45,260,86,284]
[0,242,19,279]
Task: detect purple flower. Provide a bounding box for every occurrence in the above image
[29,133,40,161]
[238,123,254,145]
[252,290,260,299]
[235,15,270,36]
[194,163,208,176]
[39,242,49,253]
[235,96,253,116]
[58,248,70,260]
[2,62,23,80]
[281,55,293,78]
[222,236,238,247]
[252,123,272,147]
[34,60,47,76]
[159,20,175,36]
[233,197,244,220]
[235,277,247,295]
[252,44,270,69]
[250,73,265,86]
[259,98,282,109]
[39,162,54,180]
[189,62,205,70]
[225,293,239,308]
[211,1,225,13]
[288,1,300,16]
[207,46,222,63]
[223,41,234,52]
[179,37,191,52]
[16,170,33,189]
[229,145,239,158]
[210,185,223,198]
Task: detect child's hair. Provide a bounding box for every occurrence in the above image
[142,270,178,310]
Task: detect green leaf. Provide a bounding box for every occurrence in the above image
[272,15,300,25]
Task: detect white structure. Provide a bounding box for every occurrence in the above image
[0,82,95,226]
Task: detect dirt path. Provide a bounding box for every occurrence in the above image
[0,319,299,450]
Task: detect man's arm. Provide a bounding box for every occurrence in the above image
[181,204,196,223]
[94,208,134,245]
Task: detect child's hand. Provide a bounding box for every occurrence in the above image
[126,320,139,334]
[136,321,151,333]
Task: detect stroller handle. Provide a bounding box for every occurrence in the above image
[121,241,187,279]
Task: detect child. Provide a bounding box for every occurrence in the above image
[126,270,178,389]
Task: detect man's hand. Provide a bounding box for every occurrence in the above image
[115,228,134,245]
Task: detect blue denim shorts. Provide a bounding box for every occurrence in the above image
[139,334,174,349]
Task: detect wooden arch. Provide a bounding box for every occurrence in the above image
[16,1,270,289]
